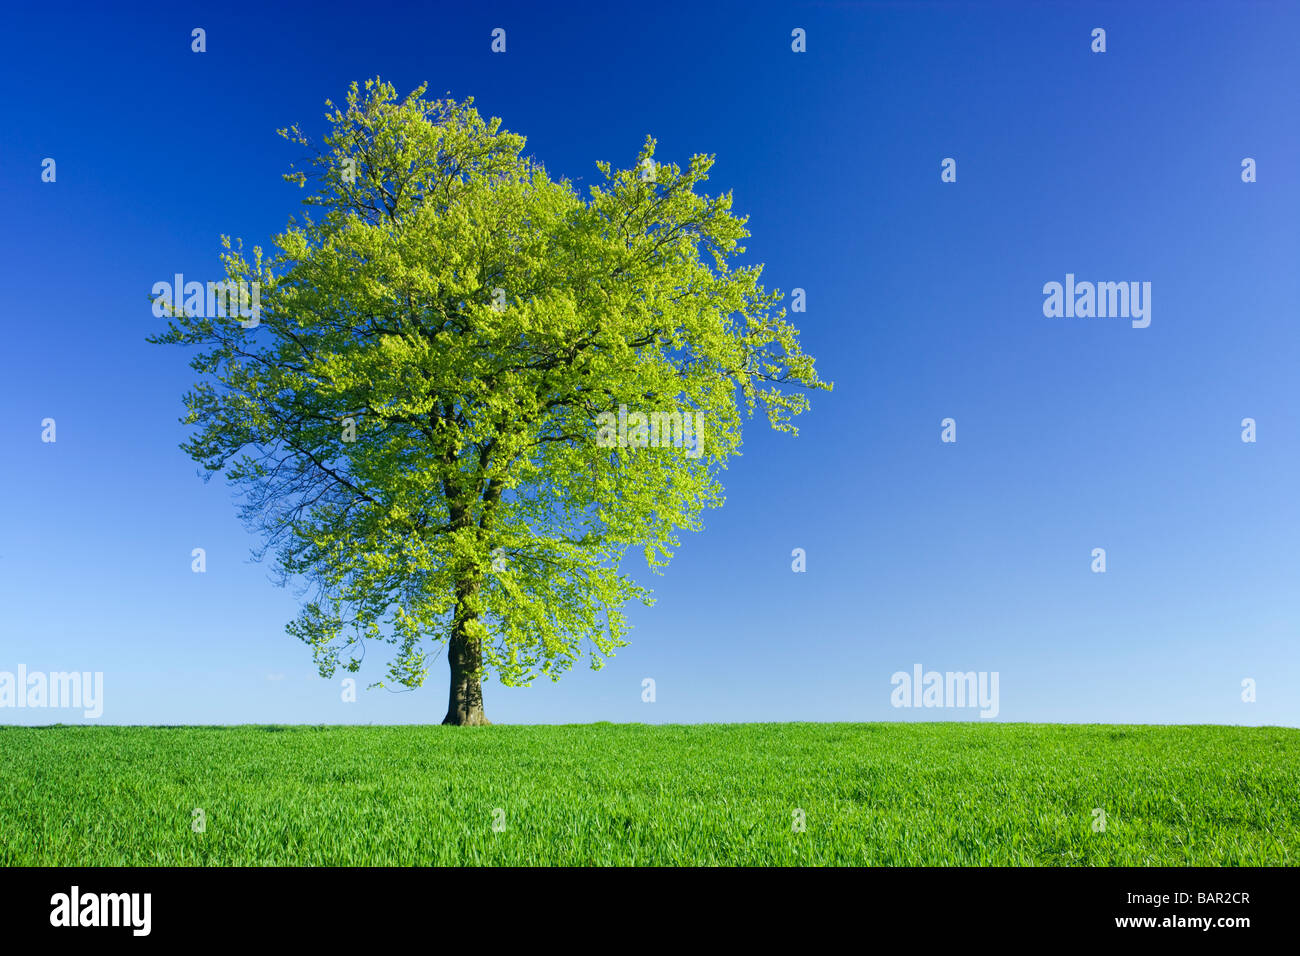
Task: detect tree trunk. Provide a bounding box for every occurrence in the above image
[441,476,501,727]
[442,591,491,726]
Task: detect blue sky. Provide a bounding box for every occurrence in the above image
[1,0,1296,726]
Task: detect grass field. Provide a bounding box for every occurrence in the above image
[0,723,1295,866]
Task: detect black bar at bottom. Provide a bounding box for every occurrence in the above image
[0,865,1279,942]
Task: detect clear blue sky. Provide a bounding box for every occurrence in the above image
[1,0,1296,726]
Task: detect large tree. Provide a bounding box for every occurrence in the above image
[151,79,828,725]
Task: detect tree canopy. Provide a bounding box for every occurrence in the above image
[150,78,829,723]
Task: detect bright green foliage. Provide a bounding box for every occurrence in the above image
[150,79,828,696]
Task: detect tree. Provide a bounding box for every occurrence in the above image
[150,78,829,725]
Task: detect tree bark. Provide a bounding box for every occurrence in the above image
[442,587,491,726]
[440,464,501,726]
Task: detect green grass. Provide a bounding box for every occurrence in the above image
[0,723,1295,866]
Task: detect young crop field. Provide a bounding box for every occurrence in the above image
[1,723,1295,866]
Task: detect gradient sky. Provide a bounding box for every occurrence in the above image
[1,0,1296,726]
